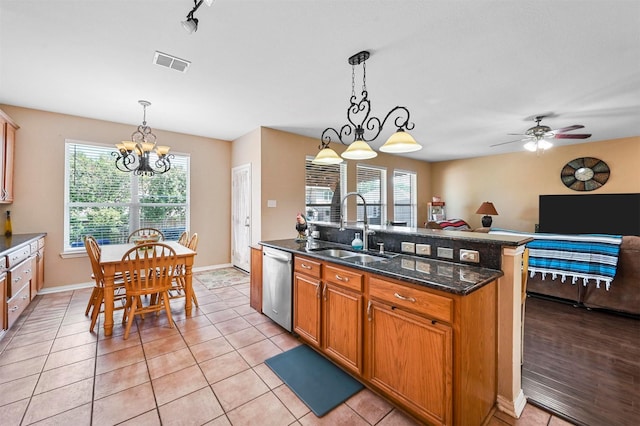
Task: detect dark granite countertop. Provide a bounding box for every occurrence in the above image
[260,238,504,296]
[0,233,46,256]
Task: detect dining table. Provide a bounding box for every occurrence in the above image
[99,240,197,337]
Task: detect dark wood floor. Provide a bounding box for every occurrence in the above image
[522,295,640,426]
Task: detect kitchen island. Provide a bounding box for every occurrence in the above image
[258,229,526,426]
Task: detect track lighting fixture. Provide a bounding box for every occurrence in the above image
[181,0,214,34]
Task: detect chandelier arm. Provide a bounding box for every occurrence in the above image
[379,106,414,132]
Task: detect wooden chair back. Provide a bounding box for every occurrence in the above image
[84,236,104,285]
[127,227,165,243]
[187,232,199,251]
[121,243,177,297]
[178,230,190,246]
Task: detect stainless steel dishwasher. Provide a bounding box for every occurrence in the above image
[262,246,293,331]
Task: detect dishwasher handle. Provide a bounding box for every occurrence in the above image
[263,250,291,263]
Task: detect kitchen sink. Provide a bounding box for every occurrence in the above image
[311,247,393,263]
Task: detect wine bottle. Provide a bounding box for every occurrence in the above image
[5,211,12,237]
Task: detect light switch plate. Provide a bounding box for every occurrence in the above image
[416,244,431,256]
[401,242,415,253]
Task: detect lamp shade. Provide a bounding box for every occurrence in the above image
[476,202,498,216]
[524,139,553,152]
[379,130,422,153]
[341,140,378,160]
[312,147,344,165]
[181,18,198,33]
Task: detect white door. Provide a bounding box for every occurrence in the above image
[232,164,251,272]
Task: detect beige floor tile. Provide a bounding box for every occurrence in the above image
[181,323,223,345]
[299,403,368,425]
[50,330,98,352]
[152,364,209,405]
[199,302,233,315]
[237,338,283,366]
[270,333,302,351]
[253,363,283,389]
[254,320,287,338]
[200,351,250,384]
[138,322,181,343]
[273,383,311,418]
[227,391,296,426]
[92,382,157,426]
[0,354,47,384]
[0,398,29,426]
[225,326,268,349]
[190,336,235,364]
[22,377,94,425]
[346,388,394,424]
[146,347,196,380]
[29,403,92,426]
[0,374,39,406]
[5,328,58,350]
[96,344,145,375]
[0,340,53,366]
[494,403,552,426]
[158,386,224,425]
[203,414,233,425]
[35,357,95,394]
[214,315,251,335]
[211,369,270,412]
[377,408,423,425]
[243,311,271,326]
[44,342,96,371]
[174,313,214,332]
[94,360,150,400]
[118,409,161,426]
[96,332,140,355]
[142,333,187,359]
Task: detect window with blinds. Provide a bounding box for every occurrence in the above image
[356,164,387,225]
[304,156,346,222]
[393,169,417,227]
[64,141,190,251]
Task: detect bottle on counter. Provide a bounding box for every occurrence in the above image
[5,211,12,237]
[351,232,363,250]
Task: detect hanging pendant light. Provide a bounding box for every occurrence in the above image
[313,50,421,165]
[113,100,173,176]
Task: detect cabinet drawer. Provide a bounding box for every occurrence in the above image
[7,245,31,268]
[38,237,45,250]
[294,256,321,278]
[8,257,34,298]
[324,264,363,292]
[369,276,453,323]
[30,241,38,253]
[0,255,6,274]
[7,283,30,329]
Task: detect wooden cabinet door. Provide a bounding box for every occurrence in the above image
[249,247,262,312]
[366,300,453,426]
[293,272,321,347]
[323,282,363,375]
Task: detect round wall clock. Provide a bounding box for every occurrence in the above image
[561,157,610,191]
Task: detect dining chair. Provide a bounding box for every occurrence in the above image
[120,242,178,339]
[178,230,190,246]
[170,232,199,307]
[521,247,530,365]
[127,227,165,243]
[84,236,127,333]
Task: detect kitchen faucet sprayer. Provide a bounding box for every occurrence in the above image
[339,192,371,251]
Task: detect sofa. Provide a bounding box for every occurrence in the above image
[526,235,640,316]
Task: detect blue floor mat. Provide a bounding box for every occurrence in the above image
[265,344,364,417]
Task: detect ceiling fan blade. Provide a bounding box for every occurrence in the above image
[490,139,526,147]
[507,133,528,136]
[553,133,592,139]
[551,124,584,133]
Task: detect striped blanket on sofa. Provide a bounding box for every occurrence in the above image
[489,229,623,290]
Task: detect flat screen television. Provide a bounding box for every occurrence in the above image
[538,193,640,235]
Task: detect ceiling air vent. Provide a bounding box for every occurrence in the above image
[153,51,191,73]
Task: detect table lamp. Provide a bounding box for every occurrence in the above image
[476,202,498,227]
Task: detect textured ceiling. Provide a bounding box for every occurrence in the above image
[1,0,639,161]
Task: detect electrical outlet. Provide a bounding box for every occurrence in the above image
[401,242,415,253]
[416,244,431,256]
[460,249,480,263]
[436,247,454,259]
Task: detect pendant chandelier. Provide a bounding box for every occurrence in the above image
[313,51,422,165]
[114,100,173,176]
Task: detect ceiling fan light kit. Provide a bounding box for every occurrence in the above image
[312,50,422,165]
[181,0,214,34]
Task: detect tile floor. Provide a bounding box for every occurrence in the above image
[0,274,574,425]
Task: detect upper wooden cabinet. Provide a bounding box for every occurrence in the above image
[0,109,18,204]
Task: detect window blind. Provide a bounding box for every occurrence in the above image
[393,169,417,227]
[64,141,190,250]
[304,157,346,222]
[356,164,387,225]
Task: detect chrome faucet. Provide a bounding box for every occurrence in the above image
[339,191,370,251]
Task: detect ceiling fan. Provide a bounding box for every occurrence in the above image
[491,115,592,152]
